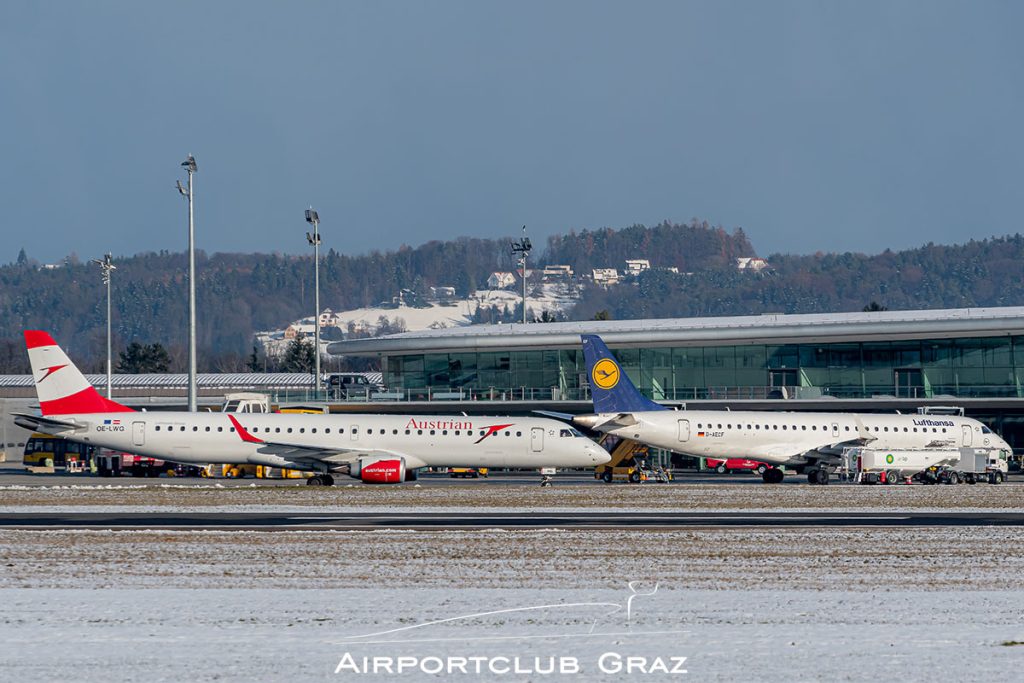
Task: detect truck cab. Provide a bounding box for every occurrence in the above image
[327,373,384,400]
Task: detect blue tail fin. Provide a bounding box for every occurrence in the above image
[581,335,666,413]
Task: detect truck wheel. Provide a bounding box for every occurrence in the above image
[756,464,767,475]
[947,472,960,485]
[628,471,642,483]
[886,470,901,485]
[715,464,727,474]
[601,470,613,483]
[993,471,1004,484]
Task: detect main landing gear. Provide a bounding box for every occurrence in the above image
[761,468,785,484]
[806,468,830,485]
[307,474,335,486]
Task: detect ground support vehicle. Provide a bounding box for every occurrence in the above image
[706,458,773,475]
[919,448,1008,485]
[23,433,95,470]
[850,447,961,485]
[594,435,655,483]
[851,446,1008,485]
[449,467,488,478]
[96,451,167,478]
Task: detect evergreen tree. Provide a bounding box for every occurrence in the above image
[117,342,172,373]
[280,338,316,373]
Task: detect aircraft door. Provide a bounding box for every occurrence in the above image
[531,427,544,452]
[132,422,145,447]
[962,425,972,446]
[351,425,359,442]
[677,419,690,442]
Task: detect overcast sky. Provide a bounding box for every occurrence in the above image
[2,1,1021,264]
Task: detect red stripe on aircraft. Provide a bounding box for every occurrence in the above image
[473,423,515,444]
[39,387,135,416]
[227,414,264,443]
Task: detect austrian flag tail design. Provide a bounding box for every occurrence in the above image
[24,330,133,416]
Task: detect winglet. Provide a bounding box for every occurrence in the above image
[581,335,666,413]
[227,414,264,443]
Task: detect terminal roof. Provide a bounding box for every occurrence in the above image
[327,306,1024,356]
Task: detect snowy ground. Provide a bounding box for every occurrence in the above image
[2,481,1023,512]
[2,528,1024,681]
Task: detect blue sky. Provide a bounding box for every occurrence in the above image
[1,1,1021,264]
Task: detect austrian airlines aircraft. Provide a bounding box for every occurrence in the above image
[573,335,1011,484]
[15,331,609,485]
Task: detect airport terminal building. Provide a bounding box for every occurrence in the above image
[329,306,1024,448]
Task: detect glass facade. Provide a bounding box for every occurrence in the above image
[384,336,1024,401]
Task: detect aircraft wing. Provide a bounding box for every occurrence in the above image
[251,441,401,465]
[761,434,879,465]
[226,415,410,467]
[815,416,878,455]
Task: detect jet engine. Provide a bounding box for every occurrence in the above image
[351,456,406,484]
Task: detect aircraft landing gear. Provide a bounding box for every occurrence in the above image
[762,468,784,484]
[807,468,830,485]
[306,474,336,486]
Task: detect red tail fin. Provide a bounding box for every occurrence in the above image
[25,330,134,415]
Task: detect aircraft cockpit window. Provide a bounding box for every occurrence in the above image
[982,426,992,434]
[560,429,573,437]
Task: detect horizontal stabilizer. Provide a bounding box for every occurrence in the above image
[533,410,575,422]
[12,412,80,434]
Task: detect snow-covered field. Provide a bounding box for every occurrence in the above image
[2,481,1023,512]
[2,528,1024,681]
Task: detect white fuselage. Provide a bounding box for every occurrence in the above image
[591,410,1010,467]
[53,412,609,471]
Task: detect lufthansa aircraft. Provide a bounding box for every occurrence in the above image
[574,335,1010,484]
[15,331,609,485]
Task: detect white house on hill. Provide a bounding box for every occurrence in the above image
[487,272,517,289]
[736,257,769,272]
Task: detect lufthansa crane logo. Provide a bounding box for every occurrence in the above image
[592,359,620,390]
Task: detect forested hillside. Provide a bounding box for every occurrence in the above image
[570,236,1024,320]
[1,223,1022,372]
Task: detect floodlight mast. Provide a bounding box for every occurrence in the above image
[510,225,532,324]
[90,253,116,399]
[305,208,322,397]
[178,154,198,412]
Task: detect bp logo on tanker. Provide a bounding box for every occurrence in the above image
[886,454,894,464]
[592,359,620,390]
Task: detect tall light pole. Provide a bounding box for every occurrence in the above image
[305,208,322,397]
[91,253,116,399]
[510,225,532,324]
[177,154,198,412]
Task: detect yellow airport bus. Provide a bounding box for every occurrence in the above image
[23,433,95,468]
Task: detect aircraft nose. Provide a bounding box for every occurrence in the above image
[587,442,611,465]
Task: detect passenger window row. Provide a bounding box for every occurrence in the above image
[151,425,525,438]
[694,422,947,434]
